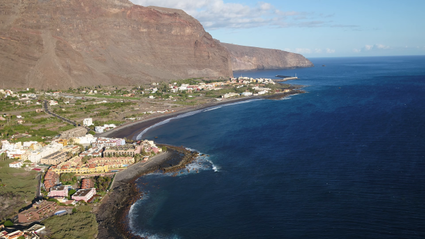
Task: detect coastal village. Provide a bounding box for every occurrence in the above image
[0,76,300,238]
[0,128,163,238]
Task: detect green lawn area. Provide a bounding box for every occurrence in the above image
[43,212,98,239]
[91,94,142,100]
[0,159,38,220]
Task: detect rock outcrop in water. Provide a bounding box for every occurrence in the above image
[0,0,232,89]
[221,43,314,71]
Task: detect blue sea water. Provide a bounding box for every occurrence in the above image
[128,56,425,239]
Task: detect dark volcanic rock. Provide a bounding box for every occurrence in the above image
[0,0,232,89]
[221,43,314,71]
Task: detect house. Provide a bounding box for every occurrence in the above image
[103,145,136,157]
[241,92,253,97]
[83,118,93,127]
[9,161,22,168]
[44,170,59,191]
[52,164,108,175]
[72,188,96,202]
[40,151,69,165]
[74,134,97,146]
[81,178,94,189]
[48,185,70,198]
[1,230,25,239]
[222,92,239,99]
[25,224,46,235]
[18,200,59,223]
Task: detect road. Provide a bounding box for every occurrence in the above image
[35,173,42,199]
[42,100,93,132]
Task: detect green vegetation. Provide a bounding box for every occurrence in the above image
[68,189,77,198]
[94,176,112,192]
[60,173,77,185]
[91,94,141,100]
[25,116,61,125]
[172,78,201,86]
[3,219,14,227]
[18,88,36,94]
[43,212,98,239]
[59,124,76,132]
[74,204,92,213]
[0,159,38,220]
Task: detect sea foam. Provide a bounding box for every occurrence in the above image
[136,99,262,140]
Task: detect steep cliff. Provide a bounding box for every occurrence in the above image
[0,0,232,89]
[221,43,313,71]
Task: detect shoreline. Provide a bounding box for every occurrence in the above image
[97,89,305,141]
[95,89,305,238]
[96,146,199,239]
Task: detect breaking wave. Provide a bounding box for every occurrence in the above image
[128,193,181,239]
[136,99,262,140]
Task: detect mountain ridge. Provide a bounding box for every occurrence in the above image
[0,0,312,89]
[221,43,314,71]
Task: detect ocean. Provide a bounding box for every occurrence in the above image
[128,56,425,238]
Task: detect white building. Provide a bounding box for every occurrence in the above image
[83,118,93,127]
[9,161,23,168]
[22,141,41,150]
[49,100,58,106]
[241,92,253,97]
[27,142,63,164]
[74,134,97,146]
[222,93,240,99]
[95,124,117,134]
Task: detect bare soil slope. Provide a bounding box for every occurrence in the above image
[0,0,232,89]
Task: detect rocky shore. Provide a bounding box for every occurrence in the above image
[96,146,199,239]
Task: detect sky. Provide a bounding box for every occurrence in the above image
[130,0,425,58]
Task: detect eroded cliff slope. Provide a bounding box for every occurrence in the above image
[0,0,232,89]
[221,43,313,71]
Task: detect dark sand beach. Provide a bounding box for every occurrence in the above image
[98,90,304,140]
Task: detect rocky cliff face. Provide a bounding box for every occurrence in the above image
[0,0,232,89]
[221,43,313,71]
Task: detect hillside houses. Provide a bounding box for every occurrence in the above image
[18,200,59,223]
[47,185,71,198]
[8,161,22,168]
[44,170,59,190]
[72,188,96,202]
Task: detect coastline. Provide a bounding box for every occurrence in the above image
[97,89,305,140]
[95,89,305,239]
[96,146,199,239]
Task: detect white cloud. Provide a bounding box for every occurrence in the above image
[364,45,373,51]
[375,44,390,49]
[314,48,322,53]
[356,44,391,52]
[295,48,312,54]
[130,0,344,30]
[326,48,335,53]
